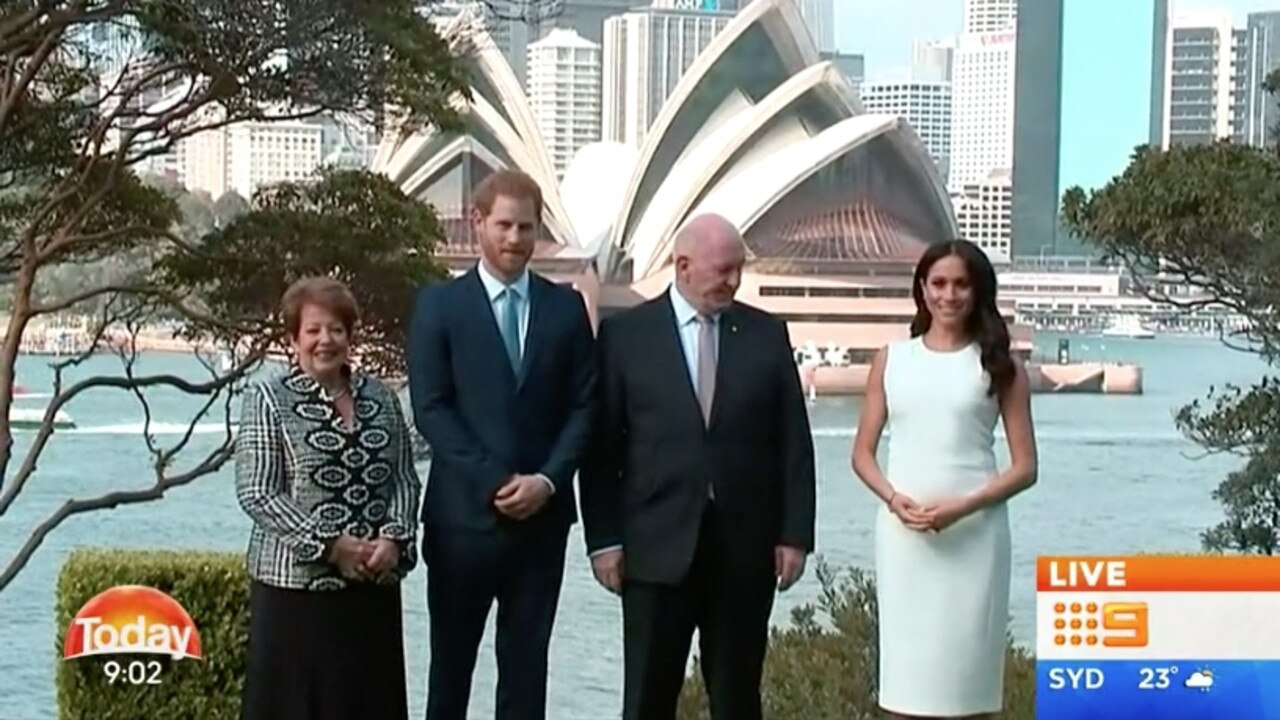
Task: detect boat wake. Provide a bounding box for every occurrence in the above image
[18,423,1185,444]
[25,422,236,435]
[811,426,1184,444]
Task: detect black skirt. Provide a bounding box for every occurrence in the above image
[241,579,409,720]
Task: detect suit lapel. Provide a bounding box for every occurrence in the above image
[653,298,706,428]
[516,274,546,389]
[707,305,742,430]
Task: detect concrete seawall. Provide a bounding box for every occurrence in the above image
[800,361,1143,396]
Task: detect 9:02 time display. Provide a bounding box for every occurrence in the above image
[103,659,163,685]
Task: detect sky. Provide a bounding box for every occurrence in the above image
[831,0,1280,192]
[833,0,1280,75]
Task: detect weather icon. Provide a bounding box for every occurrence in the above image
[1184,670,1214,692]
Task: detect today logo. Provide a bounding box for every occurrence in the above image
[62,585,202,661]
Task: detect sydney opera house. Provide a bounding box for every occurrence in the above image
[372,0,1030,388]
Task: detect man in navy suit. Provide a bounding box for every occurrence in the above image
[408,170,596,720]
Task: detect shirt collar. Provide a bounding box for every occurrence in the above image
[285,362,364,399]
[477,261,530,302]
[668,285,715,327]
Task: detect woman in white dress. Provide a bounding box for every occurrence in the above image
[852,239,1038,719]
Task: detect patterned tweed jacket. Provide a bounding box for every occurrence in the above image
[234,365,422,591]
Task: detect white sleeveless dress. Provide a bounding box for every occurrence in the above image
[875,336,1012,716]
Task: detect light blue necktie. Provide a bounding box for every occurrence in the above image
[500,286,522,374]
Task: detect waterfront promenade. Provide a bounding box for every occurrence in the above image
[8,315,1145,396]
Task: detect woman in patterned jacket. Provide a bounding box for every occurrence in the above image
[236,276,421,720]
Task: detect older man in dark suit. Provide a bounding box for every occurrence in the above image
[407,170,596,720]
[581,213,817,720]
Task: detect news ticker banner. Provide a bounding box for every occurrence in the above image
[1036,555,1280,719]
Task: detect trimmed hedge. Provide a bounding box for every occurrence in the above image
[56,549,248,720]
[54,549,1038,719]
[676,558,1037,720]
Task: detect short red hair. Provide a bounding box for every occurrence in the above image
[472,169,544,218]
[280,277,360,338]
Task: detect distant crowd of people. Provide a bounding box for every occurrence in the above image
[234,169,1038,720]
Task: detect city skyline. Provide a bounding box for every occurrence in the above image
[835,0,1280,75]
[835,0,1280,194]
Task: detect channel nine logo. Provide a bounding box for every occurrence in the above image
[62,585,202,661]
[1050,600,1149,648]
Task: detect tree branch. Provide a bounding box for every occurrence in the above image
[0,4,64,136]
[0,355,259,518]
[0,441,236,593]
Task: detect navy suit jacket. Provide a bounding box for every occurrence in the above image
[407,267,596,534]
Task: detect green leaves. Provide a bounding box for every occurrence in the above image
[1063,138,1280,556]
[1062,142,1280,356]
[155,167,448,377]
[2,0,472,295]
[675,560,1036,720]
[1201,448,1280,555]
[0,1,475,587]
[1175,377,1280,454]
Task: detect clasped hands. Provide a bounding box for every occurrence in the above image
[887,492,976,533]
[492,473,553,520]
[327,535,400,583]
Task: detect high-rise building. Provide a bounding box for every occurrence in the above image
[1151,9,1238,148]
[965,0,1017,34]
[313,115,380,170]
[602,2,732,146]
[1150,0,1169,147]
[861,46,953,179]
[1234,11,1280,147]
[1231,26,1250,143]
[180,114,324,200]
[545,0,649,46]
[950,2,1016,190]
[528,29,603,177]
[1009,0,1065,258]
[225,119,324,200]
[181,106,229,197]
[912,39,955,83]
[954,169,1013,262]
[862,81,952,179]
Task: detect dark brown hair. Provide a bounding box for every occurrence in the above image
[281,277,360,338]
[909,239,1015,399]
[472,169,544,218]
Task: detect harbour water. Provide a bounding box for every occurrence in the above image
[0,334,1267,719]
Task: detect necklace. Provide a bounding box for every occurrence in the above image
[328,385,350,401]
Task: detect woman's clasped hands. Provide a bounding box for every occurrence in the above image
[888,492,978,534]
[326,535,400,582]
